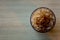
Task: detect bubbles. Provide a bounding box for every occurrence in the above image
[30,7,56,33]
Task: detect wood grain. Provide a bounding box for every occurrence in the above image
[0,0,60,40]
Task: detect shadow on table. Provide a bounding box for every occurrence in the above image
[47,19,60,40]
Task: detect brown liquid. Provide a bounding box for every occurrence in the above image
[31,7,56,33]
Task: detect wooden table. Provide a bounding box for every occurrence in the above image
[0,0,60,40]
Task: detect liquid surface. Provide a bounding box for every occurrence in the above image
[31,7,56,33]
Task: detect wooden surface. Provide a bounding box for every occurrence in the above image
[0,0,60,40]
